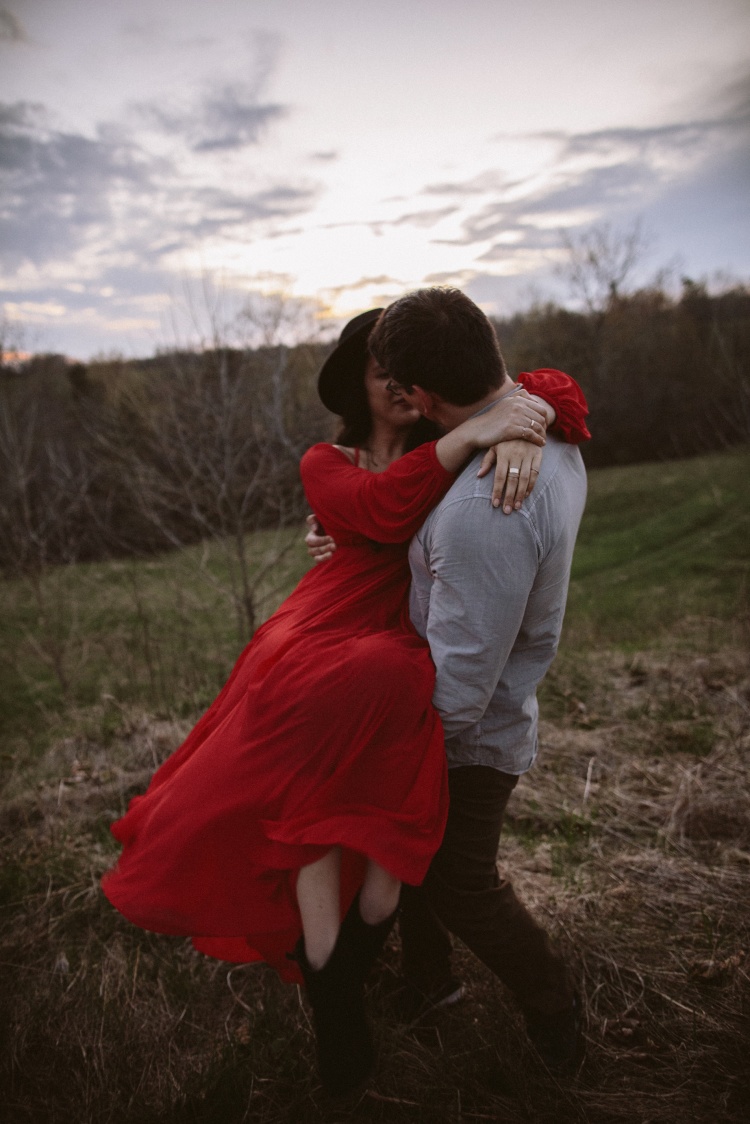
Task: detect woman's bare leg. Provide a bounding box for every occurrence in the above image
[297,851,400,968]
[294,853,400,1096]
[359,859,401,925]
[296,848,341,969]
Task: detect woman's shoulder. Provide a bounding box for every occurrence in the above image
[301,443,356,481]
[302,443,357,463]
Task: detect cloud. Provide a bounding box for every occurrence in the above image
[0,101,157,267]
[428,152,666,250]
[641,141,750,276]
[474,228,562,261]
[0,99,40,129]
[0,47,320,360]
[715,69,750,125]
[423,268,480,287]
[421,170,516,198]
[160,183,319,244]
[0,76,316,273]
[320,205,458,237]
[141,83,286,153]
[433,73,750,313]
[323,274,405,298]
[0,7,24,42]
[136,30,286,153]
[418,70,750,267]
[540,114,748,176]
[389,206,459,228]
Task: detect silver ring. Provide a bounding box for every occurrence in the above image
[508,467,520,476]
[530,419,537,430]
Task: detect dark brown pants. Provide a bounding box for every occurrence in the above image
[400,766,573,1017]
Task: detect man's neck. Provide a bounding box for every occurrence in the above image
[435,377,517,432]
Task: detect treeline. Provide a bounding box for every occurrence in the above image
[1,280,749,578]
[0,341,331,588]
[496,280,750,467]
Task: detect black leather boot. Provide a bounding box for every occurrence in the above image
[338,892,399,984]
[291,931,372,1099]
[291,895,398,1098]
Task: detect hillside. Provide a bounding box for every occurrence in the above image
[567,444,750,639]
[1,446,748,1123]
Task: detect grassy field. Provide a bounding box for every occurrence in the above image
[1,446,749,1123]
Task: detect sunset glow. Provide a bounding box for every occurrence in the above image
[1,0,749,357]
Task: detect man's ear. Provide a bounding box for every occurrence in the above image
[403,384,436,418]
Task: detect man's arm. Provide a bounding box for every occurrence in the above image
[424,497,539,739]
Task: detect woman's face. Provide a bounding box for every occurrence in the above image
[363,354,421,430]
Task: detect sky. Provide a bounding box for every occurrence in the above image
[1,0,749,359]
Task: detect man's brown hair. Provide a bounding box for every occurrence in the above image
[369,288,507,406]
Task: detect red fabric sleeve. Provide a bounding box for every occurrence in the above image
[300,441,455,544]
[518,368,591,443]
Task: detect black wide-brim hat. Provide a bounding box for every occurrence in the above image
[317,308,384,414]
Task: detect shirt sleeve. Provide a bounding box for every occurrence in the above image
[424,497,539,737]
[518,368,591,443]
[300,441,456,544]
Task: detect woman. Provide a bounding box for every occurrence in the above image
[102,308,589,1097]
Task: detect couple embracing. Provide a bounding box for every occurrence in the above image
[103,288,590,1097]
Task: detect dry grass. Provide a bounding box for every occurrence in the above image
[2,621,749,1123]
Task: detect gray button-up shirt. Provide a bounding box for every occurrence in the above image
[408,432,587,774]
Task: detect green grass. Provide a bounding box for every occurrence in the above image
[1,446,748,772]
[565,445,750,643]
[1,447,749,1123]
[0,528,312,767]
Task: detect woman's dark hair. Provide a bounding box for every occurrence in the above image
[335,333,441,450]
[334,361,371,447]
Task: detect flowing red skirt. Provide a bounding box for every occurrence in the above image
[102,541,448,982]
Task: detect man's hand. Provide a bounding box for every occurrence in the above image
[476,440,544,513]
[305,513,337,563]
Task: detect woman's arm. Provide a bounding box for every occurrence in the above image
[300,442,456,544]
[518,369,591,443]
[477,369,590,510]
[433,391,546,471]
[302,374,587,546]
[301,392,547,544]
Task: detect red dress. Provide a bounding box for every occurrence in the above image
[102,372,589,983]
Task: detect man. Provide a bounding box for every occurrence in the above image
[367,288,588,1073]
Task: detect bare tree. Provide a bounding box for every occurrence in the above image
[0,310,26,367]
[101,286,324,642]
[558,220,650,313]
[0,376,104,694]
[0,288,328,712]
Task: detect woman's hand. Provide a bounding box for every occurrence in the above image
[477,439,544,513]
[468,390,548,450]
[305,514,336,563]
[526,393,556,427]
